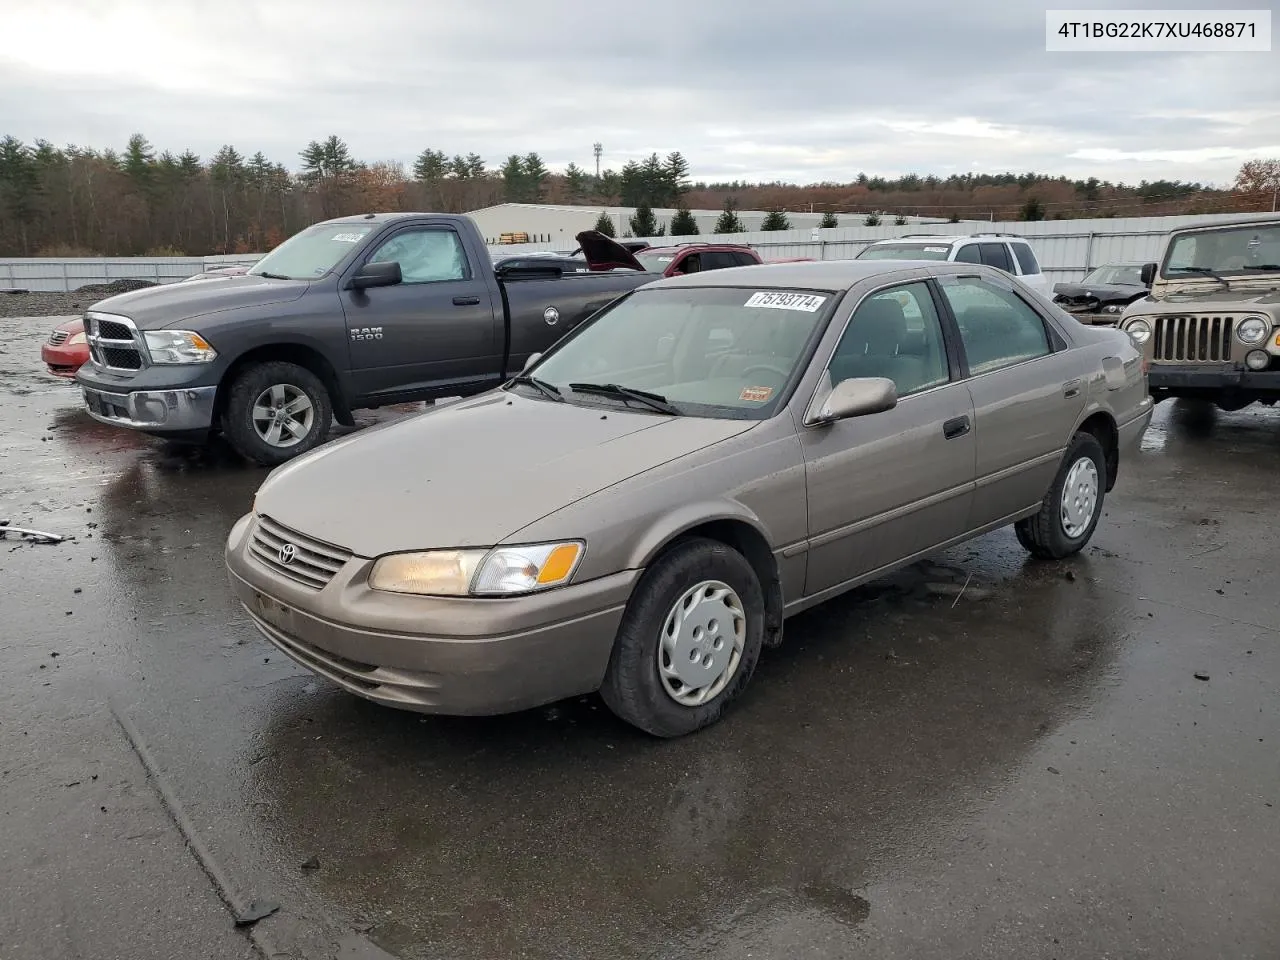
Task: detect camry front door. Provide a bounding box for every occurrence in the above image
[800,281,977,597]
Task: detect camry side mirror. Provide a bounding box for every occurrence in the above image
[348,260,402,290]
[1140,262,1157,286]
[522,352,542,371]
[809,377,897,424]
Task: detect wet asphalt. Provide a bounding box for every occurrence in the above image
[1,316,1277,960]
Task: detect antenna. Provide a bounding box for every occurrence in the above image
[593,143,603,179]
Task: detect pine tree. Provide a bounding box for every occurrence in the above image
[501,154,525,201]
[564,162,588,202]
[665,151,690,203]
[819,210,838,228]
[714,198,744,233]
[629,202,659,237]
[893,214,907,225]
[412,148,449,183]
[948,213,961,223]
[523,152,548,201]
[1020,196,1045,221]
[760,210,791,231]
[122,133,155,188]
[670,206,699,236]
[593,210,616,237]
[863,212,882,226]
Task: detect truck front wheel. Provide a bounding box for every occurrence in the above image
[222,361,333,466]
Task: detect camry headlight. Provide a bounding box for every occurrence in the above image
[1236,316,1269,345]
[1124,318,1152,344]
[68,332,87,345]
[368,541,585,597]
[143,330,218,363]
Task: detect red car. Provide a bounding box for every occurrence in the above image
[42,318,89,378]
[574,232,763,276]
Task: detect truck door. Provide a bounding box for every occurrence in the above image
[341,224,499,401]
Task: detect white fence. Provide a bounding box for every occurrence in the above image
[3,211,1277,293]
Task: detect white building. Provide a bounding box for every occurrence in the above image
[466,202,955,247]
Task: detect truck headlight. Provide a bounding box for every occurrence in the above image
[368,542,584,597]
[1124,318,1152,344]
[143,330,218,364]
[1236,316,1269,345]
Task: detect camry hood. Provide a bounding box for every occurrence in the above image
[87,274,309,330]
[1053,282,1143,301]
[253,391,756,557]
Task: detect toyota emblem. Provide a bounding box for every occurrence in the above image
[543,306,560,326]
[278,542,297,564]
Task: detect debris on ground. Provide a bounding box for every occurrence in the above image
[233,899,281,926]
[1194,671,1210,681]
[300,856,320,871]
[0,520,67,544]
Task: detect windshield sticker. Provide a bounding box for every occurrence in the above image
[331,232,364,243]
[744,291,827,312]
[924,246,949,252]
[740,386,773,402]
[656,256,674,262]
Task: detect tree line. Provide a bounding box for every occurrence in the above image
[0,131,1275,257]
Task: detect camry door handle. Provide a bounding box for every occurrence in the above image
[943,415,970,439]
[1063,378,1083,398]
[452,296,480,306]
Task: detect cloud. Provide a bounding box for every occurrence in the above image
[1,0,1275,187]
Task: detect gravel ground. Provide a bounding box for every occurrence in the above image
[0,279,158,319]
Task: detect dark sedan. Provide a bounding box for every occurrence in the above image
[1053,263,1151,323]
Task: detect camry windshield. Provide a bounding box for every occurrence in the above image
[1083,265,1144,285]
[856,243,953,261]
[248,223,376,280]
[1165,224,1280,276]
[518,286,837,419]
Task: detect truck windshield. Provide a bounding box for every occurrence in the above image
[522,286,836,420]
[1165,223,1280,277]
[856,243,953,261]
[1082,264,1145,285]
[248,223,377,280]
[635,252,677,272]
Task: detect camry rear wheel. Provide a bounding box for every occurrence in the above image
[600,537,765,737]
[1015,431,1107,560]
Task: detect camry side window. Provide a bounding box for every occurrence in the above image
[939,277,1051,374]
[365,229,468,284]
[826,282,950,398]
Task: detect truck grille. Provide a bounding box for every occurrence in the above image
[248,514,352,590]
[85,312,146,373]
[1152,315,1237,363]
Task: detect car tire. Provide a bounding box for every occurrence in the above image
[222,361,333,467]
[599,537,765,738]
[1014,431,1107,560]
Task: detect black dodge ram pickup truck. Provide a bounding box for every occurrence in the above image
[74,213,659,465]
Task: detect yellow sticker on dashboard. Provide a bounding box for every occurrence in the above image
[740,386,773,402]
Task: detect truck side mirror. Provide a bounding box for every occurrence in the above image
[348,260,402,290]
[1140,262,1157,286]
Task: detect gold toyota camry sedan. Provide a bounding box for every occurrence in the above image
[225,259,1152,737]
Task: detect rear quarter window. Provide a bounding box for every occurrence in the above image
[1012,242,1040,275]
[953,244,981,264]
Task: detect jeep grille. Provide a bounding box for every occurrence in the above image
[1152,315,1237,364]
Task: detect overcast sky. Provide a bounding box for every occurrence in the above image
[3,0,1277,188]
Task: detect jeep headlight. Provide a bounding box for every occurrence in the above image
[1124,318,1152,344]
[1236,316,1269,345]
[143,330,219,363]
[368,541,584,597]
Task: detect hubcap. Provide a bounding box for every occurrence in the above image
[1060,456,1099,538]
[657,580,746,707]
[251,384,315,448]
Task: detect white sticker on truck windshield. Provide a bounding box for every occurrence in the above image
[924,246,948,252]
[744,291,827,312]
[331,232,364,243]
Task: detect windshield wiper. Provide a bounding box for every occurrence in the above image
[1247,264,1280,271]
[1169,266,1231,289]
[509,374,564,402]
[568,382,681,415]
[256,271,293,280]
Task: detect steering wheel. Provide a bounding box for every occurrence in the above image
[740,363,790,380]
